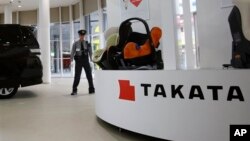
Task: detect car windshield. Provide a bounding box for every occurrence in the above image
[0,26,22,46]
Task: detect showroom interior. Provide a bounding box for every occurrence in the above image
[0,0,250,141]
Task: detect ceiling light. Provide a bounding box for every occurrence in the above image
[18,0,22,8]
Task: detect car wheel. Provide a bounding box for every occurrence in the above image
[0,87,18,99]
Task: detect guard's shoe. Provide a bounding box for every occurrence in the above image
[71,92,77,95]
[89,87,95,94]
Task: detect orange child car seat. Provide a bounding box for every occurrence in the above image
[107,17,163,70]
[123,27,162,59]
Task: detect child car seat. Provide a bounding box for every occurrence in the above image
[107,17,163,70]
[92,27,119,69]
[228,6,250,68]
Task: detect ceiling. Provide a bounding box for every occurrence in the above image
[0,0,79,13]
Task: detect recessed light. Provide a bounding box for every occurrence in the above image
[18,0,22,8]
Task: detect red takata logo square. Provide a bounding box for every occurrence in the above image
[130,0,142,7]
[119,80,135,101]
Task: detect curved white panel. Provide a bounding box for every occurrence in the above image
[95,70,250,141]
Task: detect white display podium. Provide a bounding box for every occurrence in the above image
[95,70,250,141]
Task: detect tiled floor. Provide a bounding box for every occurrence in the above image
[0,78,167,141]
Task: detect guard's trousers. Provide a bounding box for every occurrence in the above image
[73,56,94,92]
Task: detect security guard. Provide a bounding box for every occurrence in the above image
[70,29,95,95]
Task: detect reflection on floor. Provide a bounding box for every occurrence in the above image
[0,78,168,141]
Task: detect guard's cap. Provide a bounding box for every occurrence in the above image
[78,30,87,35]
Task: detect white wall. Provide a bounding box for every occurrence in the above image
[96,70,250,141]
[106,0,177,70]
[4,4,12,24]
[106,0,121,28]
[197,0,233,69]
[106,0,163,29]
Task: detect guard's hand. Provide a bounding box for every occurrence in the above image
[70,61,75,68]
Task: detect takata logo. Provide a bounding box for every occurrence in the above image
[118,80,135,101]
[118,80,245,102]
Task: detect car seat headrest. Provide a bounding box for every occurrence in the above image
[104,27,119,40]
[118,21,133,48]
[93,33,119,63]
[106,33,119,49]
[151,27,162,48]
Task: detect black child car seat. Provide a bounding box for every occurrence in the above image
[107,17,163,70]
[228,6,250,68]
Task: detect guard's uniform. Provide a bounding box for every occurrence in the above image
[71,30,94,94]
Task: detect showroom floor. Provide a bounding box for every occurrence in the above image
[0,78,166,141]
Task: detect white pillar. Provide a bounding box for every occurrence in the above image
[4,4,12,24]
[69,5,75,44]
[97,0,104,33]
[69,5,75,77]
[59,7,63,77]
[16,11,19,24]
[161,0,177,70]
[79,0,85,29]
[183,0,196,69]
[106,0,121,28]
[38,0,51,83]
[97,0,104,49]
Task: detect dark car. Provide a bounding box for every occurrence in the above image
[0,24,43,99]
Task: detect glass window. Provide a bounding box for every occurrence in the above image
[61,22,72,75]
[62,22,70,40]
[50,23,60,40]
[62,41,71,53]
[175,0,186,69]
[90,12,100,35]
[50,23,61,75]
[88,11,102,70]
[50,41,61,74]
[175,0,198,69]
[190,0,199,68]
[103,11,108,32]
[83,7,108,70]
[74,21,80,40]
[50,22,74,77]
